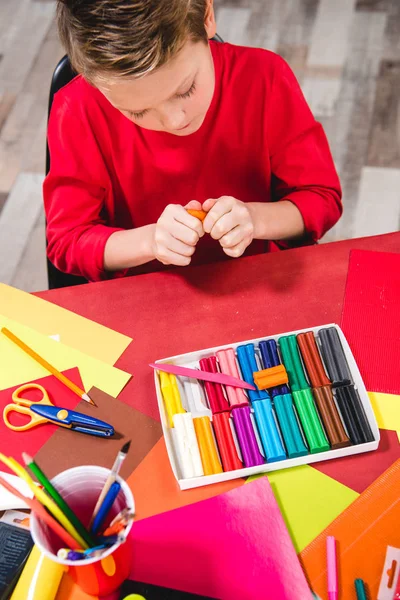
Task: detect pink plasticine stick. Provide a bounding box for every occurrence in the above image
[149,363,255,391]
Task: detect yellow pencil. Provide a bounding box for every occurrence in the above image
[0,327,95,406]
[0,454,88,549]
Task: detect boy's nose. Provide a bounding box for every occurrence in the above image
[160,107,187,131]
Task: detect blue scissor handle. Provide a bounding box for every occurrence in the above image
[30,404,114,437]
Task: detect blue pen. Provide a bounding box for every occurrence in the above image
[237,343,286,462]
[91,481,121,535]
[259,340,308,458]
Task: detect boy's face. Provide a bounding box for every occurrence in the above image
[98,40,215,136]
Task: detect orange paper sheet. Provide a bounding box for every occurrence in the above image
[127,437,244,521]
[300,459,400,599]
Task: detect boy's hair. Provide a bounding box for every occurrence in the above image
[57,0,209,83]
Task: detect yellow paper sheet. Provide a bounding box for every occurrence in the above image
[369,391,400,442]
[0,283,131,364]
[247,465,358,553]
[0,315,131,397]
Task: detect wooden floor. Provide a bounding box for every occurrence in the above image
[0,0,399,292]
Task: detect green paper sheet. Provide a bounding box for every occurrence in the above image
[247,465,358,552]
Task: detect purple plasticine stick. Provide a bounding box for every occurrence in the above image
[231,406,264,467]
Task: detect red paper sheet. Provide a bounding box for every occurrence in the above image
[130,478,313,600]
[313,428,400,493]
[0,368,82,472]
[341,249,400,394]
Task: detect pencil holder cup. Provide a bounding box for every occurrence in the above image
[30,465,135,597]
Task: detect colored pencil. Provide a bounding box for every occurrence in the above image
[102,509,134,536]
[91,481,121,535]
[326,536,338,600]
[0,475,82,549]
[0,327,95,405]
[89,440,131,526]
[22,453,96,548]
[354,579,367,600]
[0,454,88,549]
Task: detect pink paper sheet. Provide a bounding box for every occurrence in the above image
[341,249,400,394]
[130,478,313,600]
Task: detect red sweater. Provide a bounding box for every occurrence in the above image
[44,41,342,282]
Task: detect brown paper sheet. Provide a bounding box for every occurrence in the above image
[34,387,162,480]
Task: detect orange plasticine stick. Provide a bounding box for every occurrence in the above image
[186,209,207,221]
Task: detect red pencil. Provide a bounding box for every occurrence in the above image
[0,475,82,550]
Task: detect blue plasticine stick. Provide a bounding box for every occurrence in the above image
[237,344,269,402]
[252,398,286,462]
[259,339,290,397]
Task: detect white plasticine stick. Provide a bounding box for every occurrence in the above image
[173,413,204,479]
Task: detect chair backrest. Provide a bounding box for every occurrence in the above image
[46,57,86,288]
[46,34,224,289]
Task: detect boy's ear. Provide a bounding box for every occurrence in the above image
[204,0,217,39]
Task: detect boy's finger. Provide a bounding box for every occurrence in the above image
[222,241,247,258]
[171,222,200,246]
[159,249,192,267]
[202,197,219,212]
[219,225,243,248]
[203,198,233,234]
[184,200,203,210]
[208,212,236,240]
[173,208,204,238]
[167,236,196,257]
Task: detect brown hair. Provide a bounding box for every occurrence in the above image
[56,0,209,83]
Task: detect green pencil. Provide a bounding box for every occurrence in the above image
[22,453,96,548]
[354,579,368,600]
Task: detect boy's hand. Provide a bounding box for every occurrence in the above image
[152,201,204,266]
[202,196,255,258]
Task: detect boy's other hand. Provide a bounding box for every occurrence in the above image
[152,201,204,266]
[202,196,255,258]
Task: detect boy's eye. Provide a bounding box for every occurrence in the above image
[127,80,196,119]
[130,109,149,120]
[177,81,196,99]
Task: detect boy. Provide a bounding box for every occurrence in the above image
[44,0,342,282]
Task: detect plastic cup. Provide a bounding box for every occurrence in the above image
[30,466,134,597]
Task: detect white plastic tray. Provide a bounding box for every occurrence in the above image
[154,323,379,490]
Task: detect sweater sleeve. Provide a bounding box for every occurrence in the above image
[43,93,126,282]
[266,56,342,242]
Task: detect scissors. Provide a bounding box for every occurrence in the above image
[3,383,114,438]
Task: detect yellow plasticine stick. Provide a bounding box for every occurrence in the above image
[159,371,185,427]
[0,455,88,549]
[193,416,223,476]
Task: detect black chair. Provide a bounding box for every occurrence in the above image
[46,56,87,289]
[46,34,224,288]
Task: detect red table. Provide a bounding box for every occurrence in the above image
[36,232,400,599]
